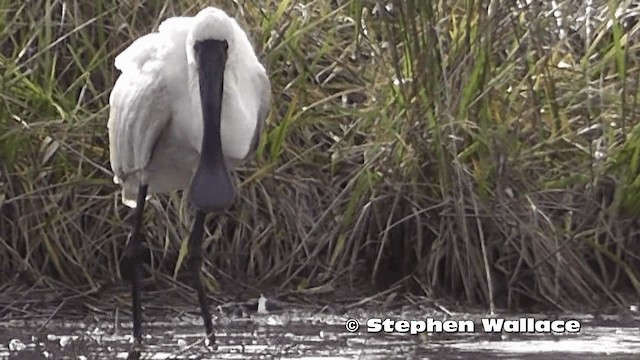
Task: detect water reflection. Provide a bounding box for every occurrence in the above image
[1,310,638,359]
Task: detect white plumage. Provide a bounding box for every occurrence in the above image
[108,7,270,208]
[107,7,271,355]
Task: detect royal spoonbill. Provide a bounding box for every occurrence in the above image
[107,6,270,353]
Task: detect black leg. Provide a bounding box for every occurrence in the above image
[125,184,148,360]
[187,209,216,346]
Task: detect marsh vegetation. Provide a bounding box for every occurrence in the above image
[1,0,640,318]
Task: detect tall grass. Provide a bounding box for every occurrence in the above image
[1,0,639,311]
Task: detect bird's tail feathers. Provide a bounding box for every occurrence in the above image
[121,182,151,209]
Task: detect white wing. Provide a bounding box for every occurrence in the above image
[108,33,172,205]
[219,17,272,161]
[248,70,271,156]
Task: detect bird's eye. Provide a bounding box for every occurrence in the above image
[224,42,229,51]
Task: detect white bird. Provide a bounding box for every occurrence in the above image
[107,7,270,357]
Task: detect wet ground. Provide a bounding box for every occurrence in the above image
[1,300,639,359]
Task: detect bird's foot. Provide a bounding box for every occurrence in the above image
[127,338,144,360]
[204,332,218,351]
[127,349,141,360]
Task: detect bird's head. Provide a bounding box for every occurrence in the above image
[186,7,234,67]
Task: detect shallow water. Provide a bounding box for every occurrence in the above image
[1,306,639,359]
